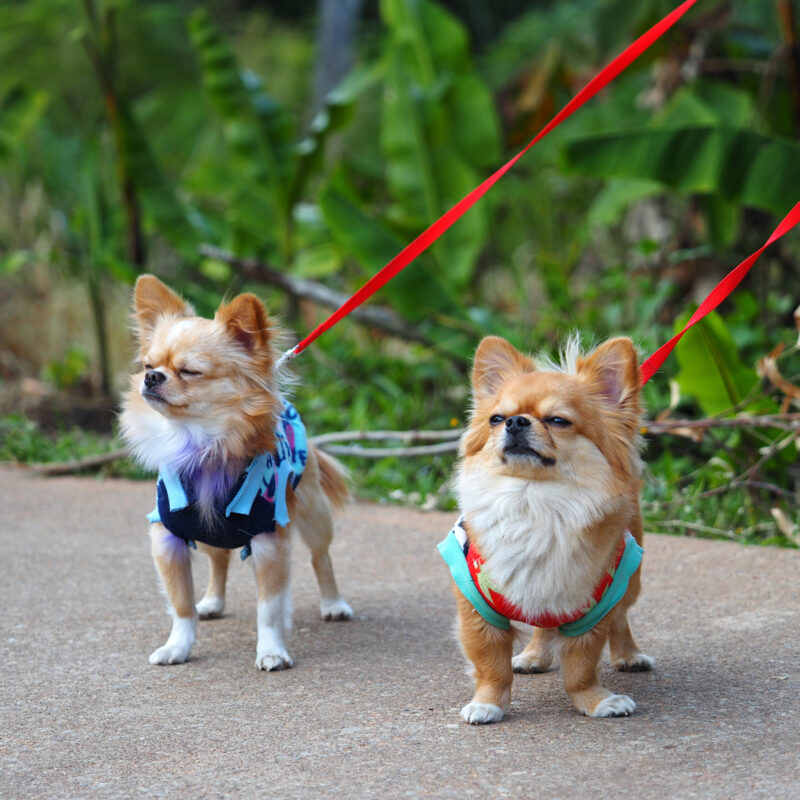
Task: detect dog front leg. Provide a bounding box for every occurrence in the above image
[250,531,293,671]
[454,590,515,724]
[148,522,197,665]
[560,621,635,717]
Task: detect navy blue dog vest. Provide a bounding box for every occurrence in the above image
[147,400,308,557]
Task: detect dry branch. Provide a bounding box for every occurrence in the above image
[200,244,431,347]
[311,429,462,445]
[24,414,800,472]
[644,414,800,435]
[30,448,130,476]
[317,441,459,458]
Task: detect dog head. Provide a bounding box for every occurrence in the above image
[460,335,642,489]
[121,275,280,467]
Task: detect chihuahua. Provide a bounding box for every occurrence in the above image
[439,335,652,721]
[120,275,352,670]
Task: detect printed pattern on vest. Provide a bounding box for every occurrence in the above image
[147,399,308,555]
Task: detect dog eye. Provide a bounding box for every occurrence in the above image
[544,416,572,427]
[489,414,505,426]
[144,363,153,371]
[179,368,201,377]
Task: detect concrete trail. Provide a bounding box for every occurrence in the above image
[1,464,798,799]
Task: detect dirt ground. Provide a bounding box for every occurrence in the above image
[1,464,798,799]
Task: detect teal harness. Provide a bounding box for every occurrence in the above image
[438,519,643,637]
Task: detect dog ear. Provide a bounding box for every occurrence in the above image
[133,275,193,343]
[577,338,640,405]
[215,293,271,351]
[472,336,534,399]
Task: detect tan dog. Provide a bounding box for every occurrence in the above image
[441,335,652,722]
[120,275,352,670]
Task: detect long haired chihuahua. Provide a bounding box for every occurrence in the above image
[120,275,352,670]
[439,335,652,722]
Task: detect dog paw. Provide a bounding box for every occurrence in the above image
[460,702,505,725]
[511,653,550,674]
[611,653,654,672]
[255,649,294,671]
[149,642,192,665]
[196,596,225,619]
[590,694,636,718]
[320,598,354,621]
[149,617,194,665]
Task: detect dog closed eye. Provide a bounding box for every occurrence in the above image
[542,416,572,427]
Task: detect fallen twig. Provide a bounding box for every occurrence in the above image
[644,414,800,435]
[30,448,131,476]
[698,479,798,502]
[200,244,432,347]
[311,429,462,445]
[647,519,777,539]
[316,441,458,458]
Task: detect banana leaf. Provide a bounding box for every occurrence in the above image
[673,309,774,416]
[563,126,800,219]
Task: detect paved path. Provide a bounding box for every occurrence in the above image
[1,464,798,799]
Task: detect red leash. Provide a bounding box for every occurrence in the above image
[276,0,700,369]
[275,0,798,382]
[639,200,800,384]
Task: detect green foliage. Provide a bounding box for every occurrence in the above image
[673,310,772,416]
[0,87,48,161]
[42,347,91,391]
[564,126,800,222]
[1,0,798,545]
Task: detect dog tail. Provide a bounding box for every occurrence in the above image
[313,445,350,511]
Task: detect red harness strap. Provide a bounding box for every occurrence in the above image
[466,536,627,628]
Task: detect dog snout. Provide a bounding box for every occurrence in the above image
[505,415,531,435]
[144,369,167,389]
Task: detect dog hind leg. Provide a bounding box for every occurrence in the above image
[195,543,231,619]
[512,627,558,673]
[291,456,353,621]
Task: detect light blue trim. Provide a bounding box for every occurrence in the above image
[144,398,307,528]
[226,453,268,517]
[558,531,643,637]
[438,530,510,630]
[273,459,292,527]
[161,465,189,512]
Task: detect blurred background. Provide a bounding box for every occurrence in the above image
[0,0,798,544]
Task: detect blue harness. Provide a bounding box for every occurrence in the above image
[147,400,308,559]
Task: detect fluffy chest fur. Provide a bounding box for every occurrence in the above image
[456,466,629,616]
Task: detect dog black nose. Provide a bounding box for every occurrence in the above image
[505,415,531,433]
[144,370,166,389]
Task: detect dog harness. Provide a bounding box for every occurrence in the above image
[146,400,308,559]
[438,517,643,637]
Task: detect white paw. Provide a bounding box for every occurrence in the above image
[255,649,294,671]
[591,694,636,718]
[460,702,505,725]
[149,641,192,665]
[196,596,225,619]
[511,653,549,674]
[320,598,354,621]
[149,617,195,665]
[612,653,654,672]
